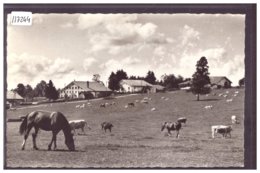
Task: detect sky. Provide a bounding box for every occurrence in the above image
[6,13,245,90]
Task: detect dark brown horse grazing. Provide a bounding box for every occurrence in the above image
[19,111,75,151]
[161,121,182,138]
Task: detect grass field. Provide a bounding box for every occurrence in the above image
[5,88,245,168]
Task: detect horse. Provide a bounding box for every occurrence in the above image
[19,110,75,151]
[161,121,182,138]
[101,122,113,132]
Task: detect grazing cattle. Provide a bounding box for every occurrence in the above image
[177,117,187,125]
[234,91,239,94]
[226,99,233,103]
[101,122,113,132]
[161,122,182,138]
[204,105,213,109]
[75,105,80,108]
[143,97,149,100]
[233,94,238,97]
[211,125,232,138]
[218,93,223,97]
[124,105,128,108]
[87,102,92,106]
[100,103,106,108]
[165,98,169,101]
[151,107,156,111]
[79,104,85,109]
[161,96,165,99]
[69,120,91,134]
[110,102,116,105]
[231,115,239,124]
[135,100,139,103]
[128,102,135,107]
[223,94,228,98]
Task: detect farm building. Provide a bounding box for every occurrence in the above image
[178,76,232,89]
[150,84,166,93]
[60,80,112,99]
[119,79,153,93]
[6,90,24,108]
[178,80,192,89]
[210,76,232,88]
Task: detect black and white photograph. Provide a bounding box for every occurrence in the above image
[3,4,256,169]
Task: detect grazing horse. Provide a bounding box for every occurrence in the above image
[19,111,75,151]
[161,122,182,138]
[101,122,113,132]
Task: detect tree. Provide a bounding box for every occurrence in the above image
[113,69,128,91]
[191,56,211,101]
[108,72,117,91]
[34,80,47,97]
[145,71,156,84]
[45,80,59,100]
[15,83,26,97]
[92,74,100,82]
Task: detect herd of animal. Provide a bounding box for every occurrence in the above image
[17,89,241,151]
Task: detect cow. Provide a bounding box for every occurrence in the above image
[177,117,187,125]
[226,99,233,103]
[204,105,213,109]
[128,102,135,107]
[100,103,106,108]
[231,115,239,124]
[211,125,232,138]
[101,122,113,133]
[69,120,91,135]
[161,121,182,138]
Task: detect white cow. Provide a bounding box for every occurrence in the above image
[226,99,233,103]
[231,115,239,124]
[204,105,213,109]
[79,103,85,109]
[211,125,232,138]
[69,120,91,134]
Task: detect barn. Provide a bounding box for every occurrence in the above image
[150,84,166,93]
[6,91,24,108]
[119,79,153,93]
[60,81,112,99]
[210,76,232,89]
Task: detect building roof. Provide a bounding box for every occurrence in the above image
[152,85,165,90]
[120,80,153,87]
[210,76,232,84]
[63,81,112,92]
[7,91,23,100]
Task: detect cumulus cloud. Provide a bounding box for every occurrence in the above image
[77,14,172,55]
[7,53,76,89]
[181,25,200,46]
[83,57,98,71]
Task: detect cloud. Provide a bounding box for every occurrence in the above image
[83,57,97,71]
[77,14,172,55]
[7,53,76,89]
[60,22,74,28]
[181,25,200,46]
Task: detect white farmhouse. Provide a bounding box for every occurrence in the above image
[119,79,153,93]
[60,80,112,99]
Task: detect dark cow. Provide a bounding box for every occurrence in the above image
[101,122,113,133]
[161,121,182,138]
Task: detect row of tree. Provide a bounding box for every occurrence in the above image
[107,70,186,91]
[13,80,59,101]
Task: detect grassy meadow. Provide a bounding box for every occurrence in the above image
[5,88,245,168]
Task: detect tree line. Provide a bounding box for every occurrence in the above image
[13,80,59,101]
[107,70,186,91]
